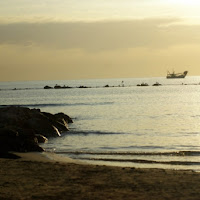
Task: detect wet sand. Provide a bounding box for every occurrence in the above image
[1,152,200,200]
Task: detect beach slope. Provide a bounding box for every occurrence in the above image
[1,153,200,200]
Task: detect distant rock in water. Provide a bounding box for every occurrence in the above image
[0,106,73,154]
[152,82,162,86]
[53,84,72,89]
[44,85,53,89]
[137,83,149,86]
[54,84,62,89]
[78,85,90,88]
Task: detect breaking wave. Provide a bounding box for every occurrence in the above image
[0,102,114,108]
[55,150,200,157]
[79,158,200,166]
[52,150,200,168]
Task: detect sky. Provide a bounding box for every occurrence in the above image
[1,0,200,81]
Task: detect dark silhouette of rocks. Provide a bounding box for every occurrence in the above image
[35,134,48,143]
[54,84,62,89]
[137,83,149,86]
[62,85,72,89]
[54,112,73,124]
[44,85,53,89]
[53,84,72,89]
[78,86,90,88]
[152,82,162,86]
[0,128,44,154]
[0,106,73,155]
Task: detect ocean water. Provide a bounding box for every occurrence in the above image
[1,76,200,171]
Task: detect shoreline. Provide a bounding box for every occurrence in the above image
[1,152,200,200]
[14,151,85,165]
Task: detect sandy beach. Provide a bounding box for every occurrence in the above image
[0,153,200,200]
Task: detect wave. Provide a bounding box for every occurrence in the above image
[53,150,200,167]
[78,157,200,166]
[0,103,67,107]
[2,82,200,92]
[0,102,114,108]
[55,150,200,157]
[67,130,126,135]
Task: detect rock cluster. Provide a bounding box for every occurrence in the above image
[44,84,90,89]
[0,106,73,154]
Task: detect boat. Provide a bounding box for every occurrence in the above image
[166,70,188,79]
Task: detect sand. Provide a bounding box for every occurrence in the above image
[1,152,200,200]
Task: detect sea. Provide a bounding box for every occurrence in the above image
[1,76,200,171]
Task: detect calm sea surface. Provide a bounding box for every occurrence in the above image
[1,76,200,171]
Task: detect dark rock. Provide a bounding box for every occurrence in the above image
[137,83,149,86]
[62,85,72,89]
[17,128,44,152]
[24,117,61,138]
[0,128,19,152]
[0,106,32,128]
[0,106,72,153]
[0,128,44,153]
[53,85,72,89]
[54,112,73,124]
[44,85,53,89]
[35,134,48,143]
[78,86,90,88]
[152,82,162,86]
[54,84,62,89]
[42,112,69,132]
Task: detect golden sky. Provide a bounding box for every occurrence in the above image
[1,0,200,81]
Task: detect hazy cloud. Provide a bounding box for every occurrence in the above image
[0,18,200,52]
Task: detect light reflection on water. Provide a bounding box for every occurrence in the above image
[1,77,200,170]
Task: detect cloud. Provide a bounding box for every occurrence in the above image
[0,18,200,51]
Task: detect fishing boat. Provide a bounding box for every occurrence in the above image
[166,70,188,79]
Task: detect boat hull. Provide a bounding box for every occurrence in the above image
[166,75,186,79]
[166,71,188,79]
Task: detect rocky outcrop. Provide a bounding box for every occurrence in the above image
[0,106,73,154]
[44,85,53,89]
[54,112,73,124]
[0,128,44,153]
